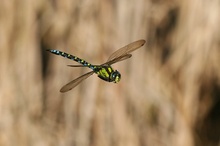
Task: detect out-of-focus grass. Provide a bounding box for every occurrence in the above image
[0,0,219,146]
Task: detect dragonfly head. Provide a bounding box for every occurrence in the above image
[111,70,121,83]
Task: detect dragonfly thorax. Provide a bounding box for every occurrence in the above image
[95,66,121,83]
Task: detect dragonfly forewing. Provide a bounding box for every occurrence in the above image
[103,54,132,66]
[107,40,146,62]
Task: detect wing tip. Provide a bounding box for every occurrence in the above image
[60,88,70,93]
[139,39,146,46]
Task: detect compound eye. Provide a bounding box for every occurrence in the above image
[113,71,121,83]
[114,75,120,83]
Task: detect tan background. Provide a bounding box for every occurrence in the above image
[0,0,220,146]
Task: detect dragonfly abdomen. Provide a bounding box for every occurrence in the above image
[47,49,95,69]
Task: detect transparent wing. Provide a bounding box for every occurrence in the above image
[102,54,132,65]
[67,65,87,67]
[60,71,94,92]
[107,39,146,62]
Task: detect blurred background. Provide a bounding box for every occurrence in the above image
[0,0,220,146]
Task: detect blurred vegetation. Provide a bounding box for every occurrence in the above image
[0,0,220,146]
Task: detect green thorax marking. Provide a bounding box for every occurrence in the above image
[94,65,120,82]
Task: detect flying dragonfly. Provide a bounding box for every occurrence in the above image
[47,39,146,92]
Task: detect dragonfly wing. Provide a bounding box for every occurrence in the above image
[107,39,146,62]
[60,71,94,92]
[102,54,132,65]
[67,65,87,67]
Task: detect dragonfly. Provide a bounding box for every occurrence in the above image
[47,39,146,92]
